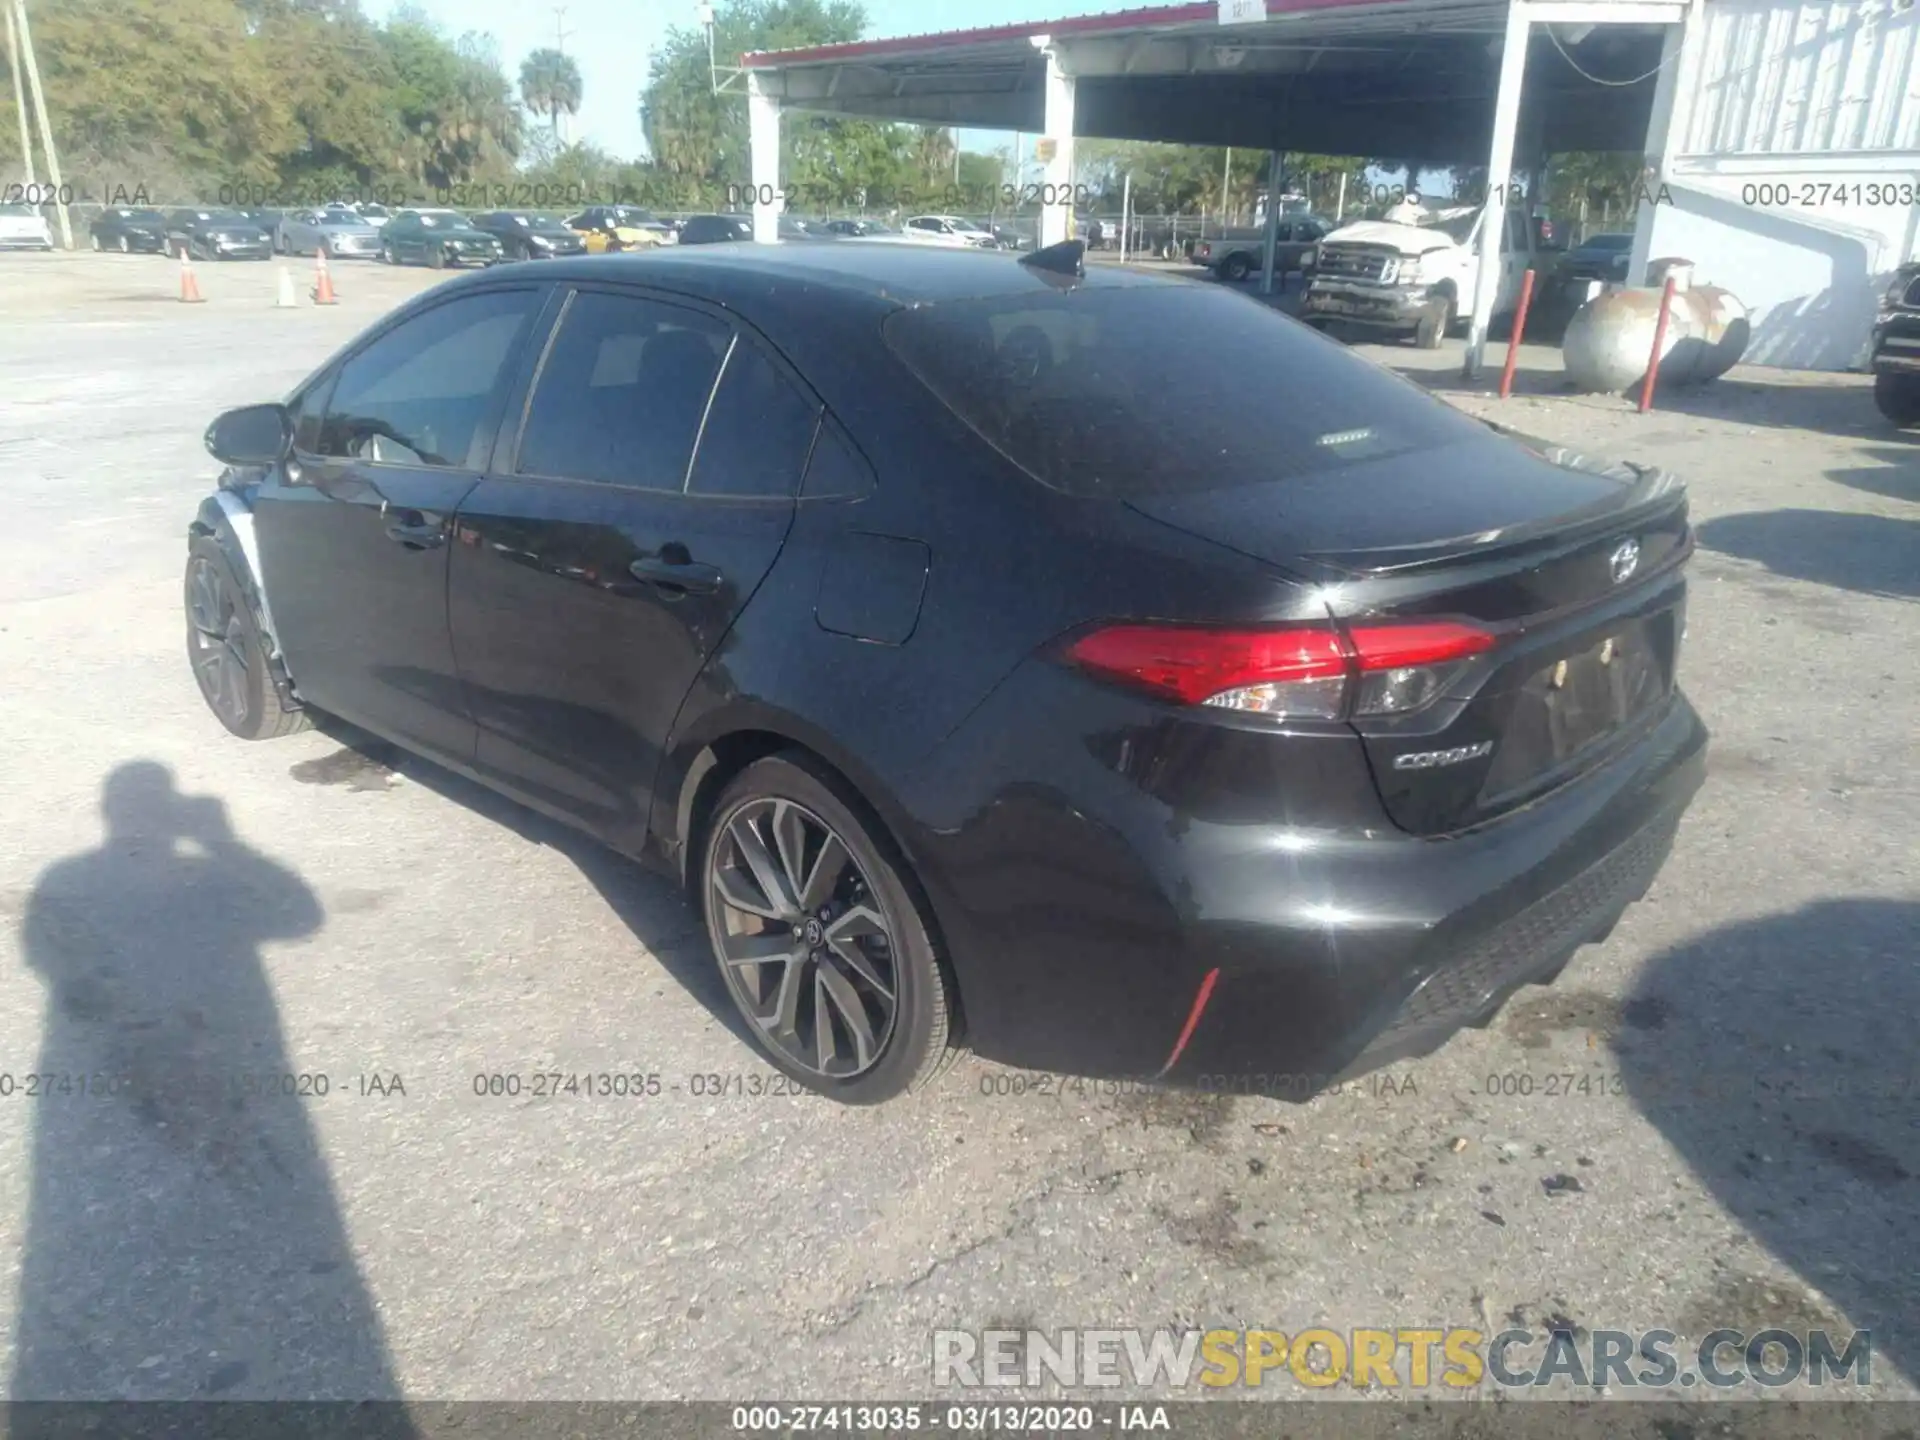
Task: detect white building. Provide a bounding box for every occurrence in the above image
[1635,0,1920,369]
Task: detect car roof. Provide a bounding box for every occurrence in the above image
[421,239,1182,315]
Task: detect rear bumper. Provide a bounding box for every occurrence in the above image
[906,666,1707,1089]
[0,235,53,250]
[1871,316,1920,372]
[1301,280,1432,329]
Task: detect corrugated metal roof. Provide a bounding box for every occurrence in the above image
[741,0,1446,68]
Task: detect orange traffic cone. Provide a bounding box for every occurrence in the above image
[177,246,205,304]
[311,247,338,305]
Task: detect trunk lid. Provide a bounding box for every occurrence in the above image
[1125,429,1692,835]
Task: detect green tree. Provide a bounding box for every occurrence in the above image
[641,0,912,207]
[519,47,584,144]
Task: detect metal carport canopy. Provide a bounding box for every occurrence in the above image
[739,0,1677,166]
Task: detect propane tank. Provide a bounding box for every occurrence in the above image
[1562,258,1750,393]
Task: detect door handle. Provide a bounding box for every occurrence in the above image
[628,554,723,596]
[385,520,445,551]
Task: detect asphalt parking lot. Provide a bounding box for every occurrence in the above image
[0,247,1915,1409]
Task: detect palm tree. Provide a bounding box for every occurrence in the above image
[519,47,584,145]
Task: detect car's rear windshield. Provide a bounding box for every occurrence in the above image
[0,203,34,215]
[1583,234,1633,251]
[881,284,1491,498]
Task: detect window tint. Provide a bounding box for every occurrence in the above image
[800,421,874,500]
[883,286,1490,498]
[317,288,537,468]
[687,342,818,499]
[517,292,730,491]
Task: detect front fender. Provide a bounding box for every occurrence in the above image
[188,488,303,711]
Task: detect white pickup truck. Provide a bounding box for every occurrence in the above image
[1299,200,1561,347]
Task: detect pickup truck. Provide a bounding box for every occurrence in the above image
[1870,261,1920,426]
[1191,216,1331,281]
[1299,201,1561,347]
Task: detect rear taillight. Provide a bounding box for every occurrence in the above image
[1064,620,1495,721]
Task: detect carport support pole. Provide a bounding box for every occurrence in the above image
[1258,151,1283,295]
[12,0,70,249]
[5,6,33,189]
[1035,38,1076,250]
[1463,0,1532,379]
[746,71,781,245]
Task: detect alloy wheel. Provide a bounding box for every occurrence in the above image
[707,797,899,1079]
[186,556,251,730]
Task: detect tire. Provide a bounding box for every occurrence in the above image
[1874,370,1920,427]
[1414,295,1455,350]
[90,232,100,252]
[427,245,446,270]
[699,753,960,1105]
[1220,252,1252,282]
[512,240,529,261]
[118,234,131,254]
[184,533,310,742]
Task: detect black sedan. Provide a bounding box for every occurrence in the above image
[166,209,273,261]
[675,213,753,245]
[471,210,589,261]
[1560,231,1635,286]
[89,205,170,254]
[377,209,504,269]
[186,241,1706,1104]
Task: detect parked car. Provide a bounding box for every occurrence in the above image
[0,202,54,251]
[89,205,169,254]
[186,241,1706,1105]
[566,205,672,252]
[376,209,504,269]
[1870,261,1920,426]
[1559,231,1635,287]
[675,213,753,245]
[900,214,1000,249]
[1192,216,1332,282]
[470,210,589,260]
[1300,203,1559,348]
[276,207,383,259]
[823,218,897,238]
[165,208,273,261]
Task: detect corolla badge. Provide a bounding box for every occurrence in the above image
[1609,537,1641,585]
[1393,740,1495,771]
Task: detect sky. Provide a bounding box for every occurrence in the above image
[363,0,1148,162]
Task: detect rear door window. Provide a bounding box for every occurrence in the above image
[515,291,731,491]
[686,342,819,499]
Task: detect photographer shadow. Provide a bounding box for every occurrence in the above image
[8,761,414,1426]
[1619,898,1920,1383]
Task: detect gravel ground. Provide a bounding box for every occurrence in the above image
[0,249,1914,1410]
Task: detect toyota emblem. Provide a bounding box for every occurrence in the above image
[1608,538,1641,585]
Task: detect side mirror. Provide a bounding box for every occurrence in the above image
[205,402,293,467]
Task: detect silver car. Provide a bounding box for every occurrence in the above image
[275,207,382,259]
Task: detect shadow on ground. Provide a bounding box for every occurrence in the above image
[1825,444,1920,505]
[8,762,414,1425]
[1695,510,1920,600]
[1619,898,1920,1386]
[299,719,751,1053]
